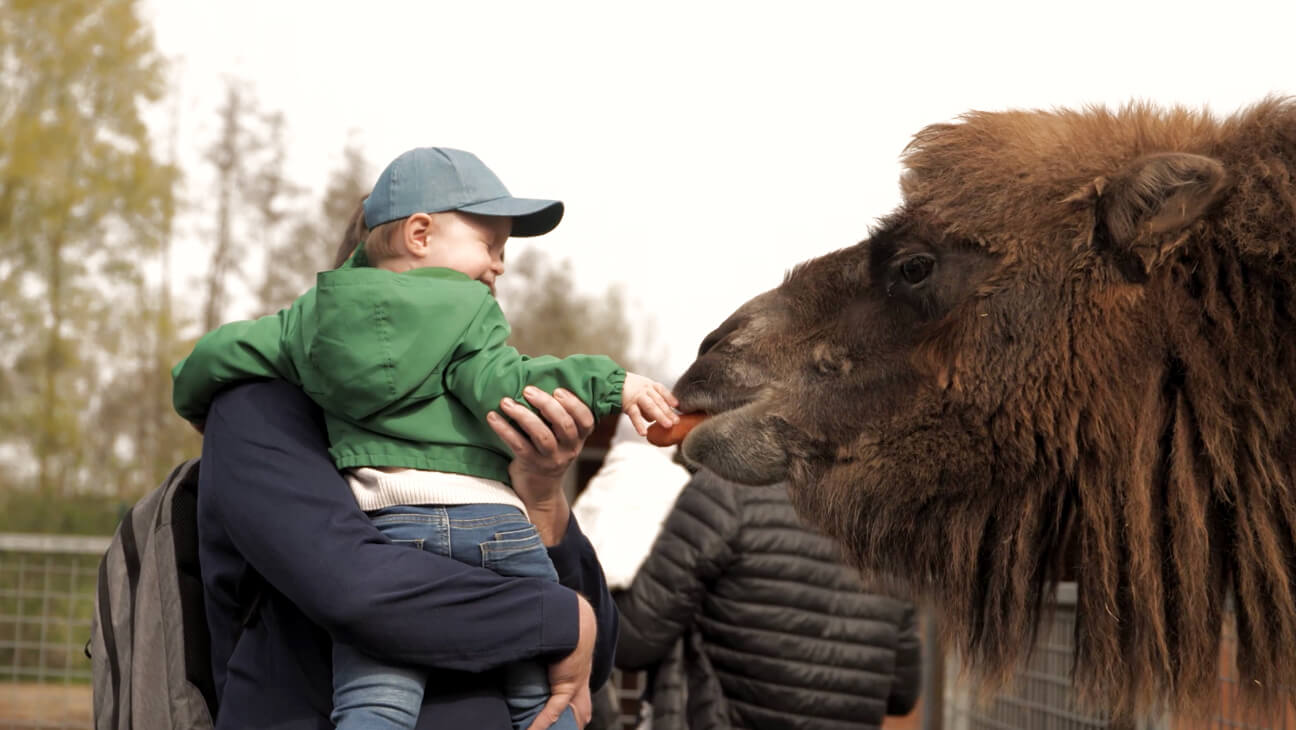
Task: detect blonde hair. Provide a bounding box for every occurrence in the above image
[331,196,406,268]
[333,198,369,268]
[362,219,406,262]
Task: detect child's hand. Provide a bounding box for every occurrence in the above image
[622,372,679,437]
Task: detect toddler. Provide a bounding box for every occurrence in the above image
[172,147,677,730]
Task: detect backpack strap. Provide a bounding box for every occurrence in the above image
[87,459,190,673]
[95,524,126,729]
[92,457,265,729]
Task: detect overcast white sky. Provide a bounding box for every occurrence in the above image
[145,0,1293,377]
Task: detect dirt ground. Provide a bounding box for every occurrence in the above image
[0,683,91,727]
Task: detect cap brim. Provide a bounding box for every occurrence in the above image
[459,197,564,238]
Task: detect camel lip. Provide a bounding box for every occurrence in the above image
[679,398,792,486]
[675,387,761,418]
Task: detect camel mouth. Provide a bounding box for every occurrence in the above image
[675,385,762,418]
[678,394,791,485]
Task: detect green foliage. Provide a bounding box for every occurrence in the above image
[0,492,127,535]
[0,0,178,495]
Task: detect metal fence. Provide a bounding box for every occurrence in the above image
[940,584,1296,730]
[942,584,1117,730]
[0,534,106,730]
[2,537,1294,730]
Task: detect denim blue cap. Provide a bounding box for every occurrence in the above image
[363,147,564,237]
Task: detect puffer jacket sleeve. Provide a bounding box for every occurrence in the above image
[614,472,740,670]
[886,603,922,715]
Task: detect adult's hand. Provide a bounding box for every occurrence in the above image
[526,595,597,730]
[487,387,596,546]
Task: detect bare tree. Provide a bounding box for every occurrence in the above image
[256,138,370,314]
[497,249,664,377]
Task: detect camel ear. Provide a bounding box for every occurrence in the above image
[1072,153,1227,282]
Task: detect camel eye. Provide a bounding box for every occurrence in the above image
[899,255,935,285]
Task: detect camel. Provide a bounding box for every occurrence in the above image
[673,99,1296,718]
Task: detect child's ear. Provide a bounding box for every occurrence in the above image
[403,214,434,257]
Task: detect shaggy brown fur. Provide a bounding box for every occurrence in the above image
[674,99,1296,719]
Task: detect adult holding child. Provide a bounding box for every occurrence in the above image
[188,148,646,729]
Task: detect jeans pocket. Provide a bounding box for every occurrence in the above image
[480,526,556,581]
[391,537,425,550]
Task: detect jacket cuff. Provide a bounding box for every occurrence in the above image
[603,367,626,414]
[537,581,579,656]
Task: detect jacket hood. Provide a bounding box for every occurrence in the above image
[304,266,486,422]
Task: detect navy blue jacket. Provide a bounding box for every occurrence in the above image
[198,380,618,728]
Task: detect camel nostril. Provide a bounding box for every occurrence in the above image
[698,334,720,358]
[698,314,747,358]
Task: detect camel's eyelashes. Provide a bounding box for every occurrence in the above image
[898,254,935,285]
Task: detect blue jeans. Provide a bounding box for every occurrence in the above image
[331,504,577,730]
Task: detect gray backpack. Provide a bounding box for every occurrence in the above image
[89,458,219,729]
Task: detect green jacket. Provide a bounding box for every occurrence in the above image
[172,266,625,484]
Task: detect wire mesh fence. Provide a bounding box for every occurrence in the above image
[941,585,1118,730]
[0,534,106,730]
[940,584,1296,730]
[1,537,1293,730]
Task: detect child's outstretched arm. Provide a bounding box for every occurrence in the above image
[172,312,301,426]
[444,298,629,422]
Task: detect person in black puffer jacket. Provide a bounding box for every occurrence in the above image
[614,469,921,730]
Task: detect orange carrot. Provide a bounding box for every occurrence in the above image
[646,412,708,447]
